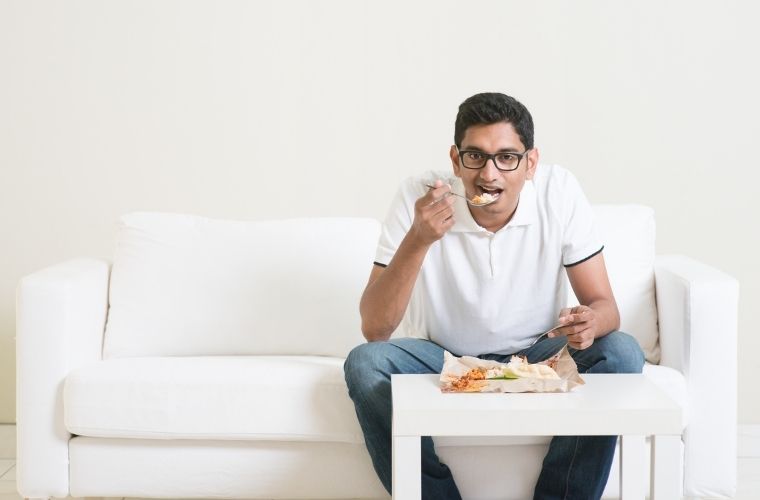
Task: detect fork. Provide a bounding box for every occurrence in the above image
[423,184,497,207]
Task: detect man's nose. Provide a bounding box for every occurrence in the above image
[479,158,500,181]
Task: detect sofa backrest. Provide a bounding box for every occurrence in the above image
[583,204,659,363]
[103,213,380,359]
[103,207,659,362]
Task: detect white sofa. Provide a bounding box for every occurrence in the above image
[16,207,738,500]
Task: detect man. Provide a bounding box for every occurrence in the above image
[344,92,645,500]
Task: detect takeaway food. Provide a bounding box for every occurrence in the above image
[449,355,559,391]
[440,348,584,393]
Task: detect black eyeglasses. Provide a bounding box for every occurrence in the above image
[458,148,532,172]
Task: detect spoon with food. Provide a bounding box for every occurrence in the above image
[424,184,499,207]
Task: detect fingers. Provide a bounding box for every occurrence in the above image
[418,188,455,223]
[552,322,593,348]
[566,327,595,350]
[550,315,585,336]
[553,305,595,349]
[556,307,591,331]
[411,182,456,244]
[423,181,453,206]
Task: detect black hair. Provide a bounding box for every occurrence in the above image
[454,93,534,150]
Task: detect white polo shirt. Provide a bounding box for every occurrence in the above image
[374,164,603,356]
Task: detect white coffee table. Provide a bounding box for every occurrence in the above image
[391,373,682,500]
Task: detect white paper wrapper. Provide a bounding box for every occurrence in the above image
[440,346,585,393]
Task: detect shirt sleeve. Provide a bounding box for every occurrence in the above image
[558,169,604,267]
[374,178,419,266]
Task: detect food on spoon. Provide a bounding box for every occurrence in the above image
[471,192,497,205]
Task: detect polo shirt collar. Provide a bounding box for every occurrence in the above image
[450,177,537,233]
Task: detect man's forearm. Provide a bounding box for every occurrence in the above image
[359,233,431,341]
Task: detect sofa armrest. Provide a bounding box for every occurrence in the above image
[16,259,110,498]
[654,254,738,499]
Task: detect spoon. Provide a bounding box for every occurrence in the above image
[424,184,498,207]
[527,324,565,348]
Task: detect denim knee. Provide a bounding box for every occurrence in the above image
[344,342,392,393]
[595,331,645,374]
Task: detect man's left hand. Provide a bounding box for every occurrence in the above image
[549,305,599,350]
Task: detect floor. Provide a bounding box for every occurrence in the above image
[0,461,19,500]
[2,457,760,500]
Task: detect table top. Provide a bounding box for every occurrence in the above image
[391,373,682,437]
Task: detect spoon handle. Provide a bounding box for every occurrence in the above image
[528,324,564,347]
[423,184,467,200]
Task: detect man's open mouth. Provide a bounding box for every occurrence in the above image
[477,187,503,200]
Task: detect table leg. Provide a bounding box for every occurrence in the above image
[620,435,646,500]
[651,434,680,499]
[392,435,421,500]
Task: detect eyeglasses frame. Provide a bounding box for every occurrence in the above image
[457,147,533,172]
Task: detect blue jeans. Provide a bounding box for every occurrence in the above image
[344,332,645,500]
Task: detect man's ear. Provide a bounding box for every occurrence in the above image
[525,147,539,180]
[450,145,462,178]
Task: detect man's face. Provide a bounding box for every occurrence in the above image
[450,121,538,231]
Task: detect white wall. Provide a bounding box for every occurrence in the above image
[1,0,758,424]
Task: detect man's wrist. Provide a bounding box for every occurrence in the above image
[402,228,435,255]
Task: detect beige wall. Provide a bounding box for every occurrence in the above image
[1,0,758,424]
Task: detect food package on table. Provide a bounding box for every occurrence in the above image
[440,346,585,393]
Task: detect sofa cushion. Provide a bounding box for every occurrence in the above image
[64,356,365,442]
[103,213,380,358]
[64,357,686,444]
[571,205,660,363]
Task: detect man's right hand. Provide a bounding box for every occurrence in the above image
[410,180,456,246]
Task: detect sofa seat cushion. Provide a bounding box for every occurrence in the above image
[65,356,687,444]
[642,362,689,427]
[64,356,365,443]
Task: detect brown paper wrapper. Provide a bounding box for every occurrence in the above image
[440,346,585,393]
